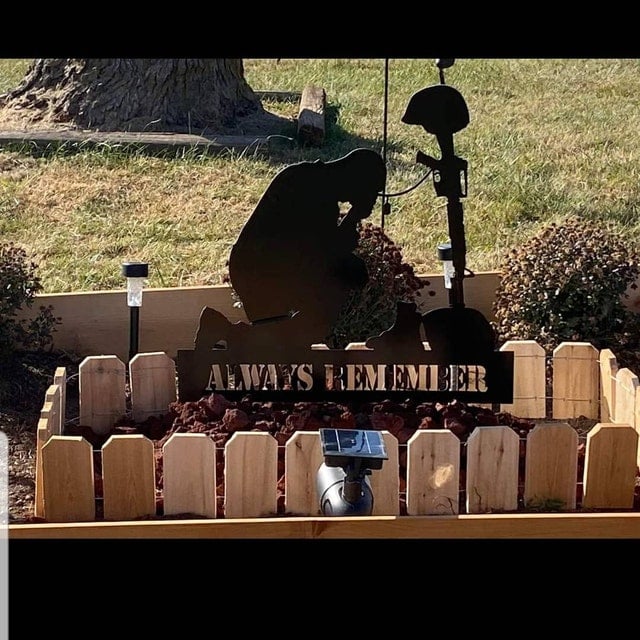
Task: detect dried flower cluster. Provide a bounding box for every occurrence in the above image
[327,222,428,348]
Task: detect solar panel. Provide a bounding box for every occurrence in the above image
[319,428,388,460]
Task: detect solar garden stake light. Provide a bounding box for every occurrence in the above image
[438,241,455,291]
[121,261,149,362]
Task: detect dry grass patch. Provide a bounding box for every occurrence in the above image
[0,151,280,291]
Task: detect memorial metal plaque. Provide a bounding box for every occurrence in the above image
[177,61,514,404]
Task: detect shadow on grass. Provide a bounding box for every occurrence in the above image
[264,102,407,166]
[0,101,409,166]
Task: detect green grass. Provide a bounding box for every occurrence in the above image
[1,58,640,293]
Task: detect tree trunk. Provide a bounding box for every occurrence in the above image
[0,59,263,133]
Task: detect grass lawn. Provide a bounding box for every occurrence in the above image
[1,58,639,293]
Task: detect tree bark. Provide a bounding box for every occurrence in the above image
[0,59,263,133]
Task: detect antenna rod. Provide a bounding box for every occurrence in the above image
[436,58,455,85]
[381,58,390,229]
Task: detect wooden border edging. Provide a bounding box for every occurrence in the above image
[9,513,640,539]
[0,130,272,157]
[15,272,502,362]
[254,90,302,102]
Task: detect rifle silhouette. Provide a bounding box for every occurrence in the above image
[402,59,470,308]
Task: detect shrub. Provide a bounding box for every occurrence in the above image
[492,216,640,364]
[326,222,428,348]
[0,243,60,407]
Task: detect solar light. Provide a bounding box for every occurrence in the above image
[316,428,388,516]
[437,242,454,290]
[122,261,149,362]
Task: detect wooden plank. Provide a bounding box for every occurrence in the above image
[369,431,400,515]
[12,512,640,539]
[466,426,520,513]
[344,342,430,352]
[79,355,127,435]
[284,431,324,516]
[599,349,618,422]
[0,129,271,157]
[500,340,546,418]
[552,342,599,419]
[297,85,326,146]
[15,273,501,362]
[582,423,638,509]
[613,368,638,431]
[101,435,156,520]
[406,429,460,515]
[34,416,51,519]
[42,436,95,522]
[224,432,278,518]
[254,90,302,102]
[129,352,177,423]
[523,422,578,510]
[162,433,216,518]
[344,342,371,350]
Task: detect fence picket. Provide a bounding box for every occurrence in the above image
[102,435,156,520]
[42,436,95,522]
[524,422,578,510]
[34,393,57,518]
[36,388,63,517]
[53,367,67,432]
[45,383,63,436]
[552,342,599,419]
[613,367,639,435]
[599,349,618,423]
[500,340,546,418]
[129,352,178,423]
[41,384,61,437]
[284,431,323,516]
[224,432,278,518]
[466,426,520,513]
[79,355,127,434]
[582,423,638,509]
[369,431,400,515]
[406,429,460,515]
[162,433,217,518]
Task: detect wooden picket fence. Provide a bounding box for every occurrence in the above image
[21,340,640,536]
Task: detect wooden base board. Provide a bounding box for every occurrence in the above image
[15,272,502,362]
[9,512,640,539]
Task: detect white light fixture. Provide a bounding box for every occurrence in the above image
[121,261,149,361]
[437,242,454,290]
[122,261,149,307]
